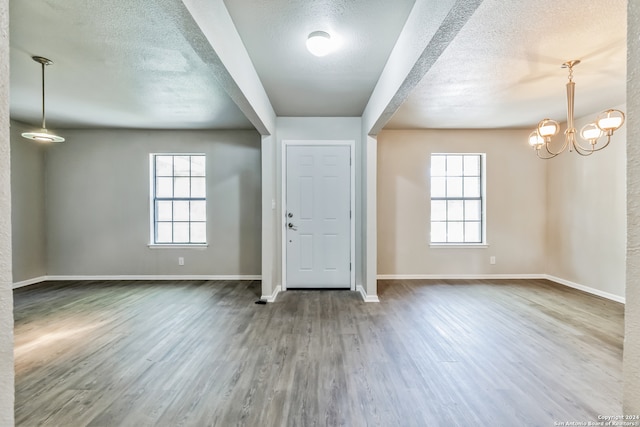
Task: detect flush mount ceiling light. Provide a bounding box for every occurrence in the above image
[21,56,65,143]
[306,31,333,57]
[527,60,624,159]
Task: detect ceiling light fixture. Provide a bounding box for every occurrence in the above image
[21,56,65,143]
[527,60,623,159]
[306,31,333,57]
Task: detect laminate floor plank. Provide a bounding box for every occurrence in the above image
[14,279,623,426]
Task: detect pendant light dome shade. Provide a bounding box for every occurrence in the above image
[21,56,65,143]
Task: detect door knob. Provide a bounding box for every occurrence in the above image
[288,222,297,230]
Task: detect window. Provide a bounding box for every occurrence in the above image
[151,154,206,245]
[430,153,484,244]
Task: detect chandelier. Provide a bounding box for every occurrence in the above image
[527,60,624,159]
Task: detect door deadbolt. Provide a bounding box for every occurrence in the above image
[288,212,293,218]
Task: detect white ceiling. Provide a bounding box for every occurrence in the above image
[10,0,254,129]
[223,0,416,117]
[9,0,628,132]
[385,0,627,129]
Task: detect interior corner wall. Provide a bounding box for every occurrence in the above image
[10,121,47,283]
[377,128,546,276]
[44,128,262,277]
[0,0,15,421]
[275,117,363,287]
[545,106,627,299]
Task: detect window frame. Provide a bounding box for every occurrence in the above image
[429,153,487,246]
[149,153,208,247]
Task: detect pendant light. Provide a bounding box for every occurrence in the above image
[21,56,65,143]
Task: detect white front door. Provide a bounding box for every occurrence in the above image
[285,144,351,289]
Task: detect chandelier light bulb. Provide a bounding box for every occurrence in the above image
[580,123,603,143]
[528,130,544,148]
[306,31,333,57]
[596,109,625,133]
[537,119,559,138]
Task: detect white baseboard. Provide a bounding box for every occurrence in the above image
[261,285,281,303]
[46,275,261,281]
[375,273,624,304]
[15,274,624,304]
[357,285,380,302]
[377,274,545,280]
[12,276,48,289]
[13,275,261,289]
[544,275,625,304]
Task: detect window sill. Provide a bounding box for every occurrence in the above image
[148,244,209,249]
[430,244,488,249]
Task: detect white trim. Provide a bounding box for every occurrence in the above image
[377,274,545,280]
[12,276,48,289]
[261,285,281,303]
[13,275,261,288]
[429,244,489,249]
[357,285,380,302]
[429,152,487,245]
[375,274,625,304]
[149,153,208,246]
[281,140,356,291]
[147,244,209,249]
[46,275,261,281]
[545,275,625,304]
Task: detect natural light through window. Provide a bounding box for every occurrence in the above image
[151,154,206,245]
[430,153,485,244]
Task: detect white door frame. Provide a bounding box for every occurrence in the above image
[281,140,356,291]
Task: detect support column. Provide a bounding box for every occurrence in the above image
[361,135,379,302]
[260,134,280,302]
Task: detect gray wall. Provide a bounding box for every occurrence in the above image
[0,0,15,422]
[625,0,640,413]
[45,128,262,276]
[377,129,547,276]
[11,121,47,283]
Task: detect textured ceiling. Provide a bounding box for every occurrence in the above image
[385,0,627,129]
[8,0,628,131]
[10,0,253,129]
[223,0,416,117]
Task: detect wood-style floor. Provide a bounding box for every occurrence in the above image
[14,279,623,426]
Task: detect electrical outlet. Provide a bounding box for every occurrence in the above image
[490,256,496,265]
[178,257,184,266]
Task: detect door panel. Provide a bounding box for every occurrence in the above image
[286,145,351,288]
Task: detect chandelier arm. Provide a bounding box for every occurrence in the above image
[542,136,570,156]
[571,142,595,156]
[589,135,613,152]
[570,133,597,156]
[536,148,559,160]
[574,134,612,154]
